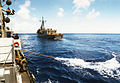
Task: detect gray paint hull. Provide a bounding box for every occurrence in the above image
[37,34,63,40]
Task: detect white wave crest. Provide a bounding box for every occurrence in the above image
[62,38,68,41]
[55,53,120,79]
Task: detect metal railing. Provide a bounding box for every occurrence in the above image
[0,44,14,66]
[3,47,13,67]
[0,45,12,54]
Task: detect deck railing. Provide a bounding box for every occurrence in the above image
[0,44,14,66]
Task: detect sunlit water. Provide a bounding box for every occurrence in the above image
[19,33,120,83]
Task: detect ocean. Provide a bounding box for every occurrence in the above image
[19,33,120,83]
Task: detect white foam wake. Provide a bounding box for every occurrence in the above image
[62,38,68,41]
[55,53,120,79]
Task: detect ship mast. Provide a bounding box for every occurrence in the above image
[0,0,14,38]
[40,17,45,29]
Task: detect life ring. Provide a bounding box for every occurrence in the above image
[14,42,19,47]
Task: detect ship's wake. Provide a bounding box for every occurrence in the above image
[55,52,120,79]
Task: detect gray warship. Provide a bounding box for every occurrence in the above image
[0,0,35,83]
[37,17,63,40]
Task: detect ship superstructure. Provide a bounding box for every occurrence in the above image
[0,0,35,83]
[37,17,63,40]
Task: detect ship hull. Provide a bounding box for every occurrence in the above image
[37,34,63,40]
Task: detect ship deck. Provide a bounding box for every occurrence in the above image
[0,65,32,83]
[0,38,34,83]
[0,65,17,83]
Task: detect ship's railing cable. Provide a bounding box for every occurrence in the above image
[0,52,10,54]
[22,49,56,59]
[3,46,13,67]
[0,45,12,54]
[0,45,12,47]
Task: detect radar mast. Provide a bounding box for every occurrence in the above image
[40,17,46,29]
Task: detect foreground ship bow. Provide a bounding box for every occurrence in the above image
[37,17,63,40]
[0,0,35,83]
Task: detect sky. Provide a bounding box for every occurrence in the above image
[5,0,120,33]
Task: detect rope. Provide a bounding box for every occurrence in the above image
[22,42,115,61]
[22,49,56,59]
[22,44,114,61]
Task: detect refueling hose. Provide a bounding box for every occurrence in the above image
[22,49,56,59]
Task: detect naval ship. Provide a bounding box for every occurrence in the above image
[0,0,35,83]
[37,17,63,40]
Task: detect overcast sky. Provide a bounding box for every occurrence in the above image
[6,0,120,33]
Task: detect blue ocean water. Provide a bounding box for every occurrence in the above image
[19,33,120,83]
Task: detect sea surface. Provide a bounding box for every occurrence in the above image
[19,33,120,83]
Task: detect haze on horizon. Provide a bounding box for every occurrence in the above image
[6,0,120,33]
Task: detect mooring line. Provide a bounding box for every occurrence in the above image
[22,42,117,61]
[22,49,56,59]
